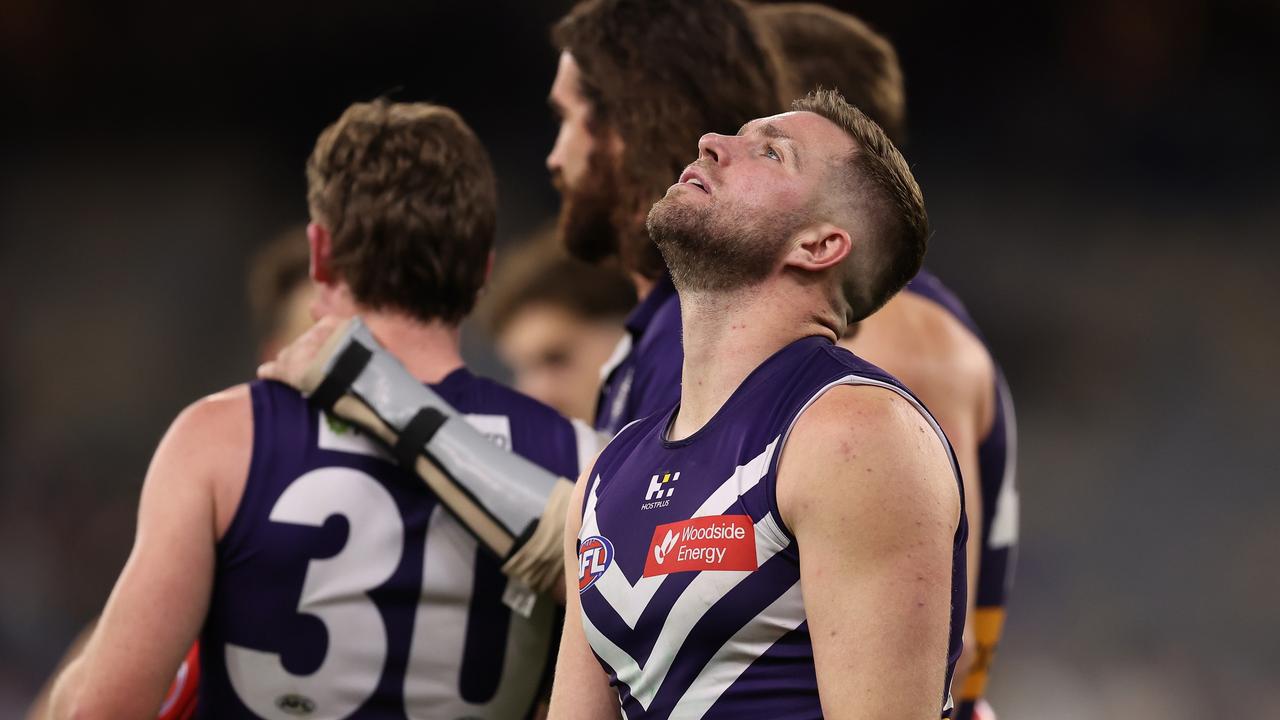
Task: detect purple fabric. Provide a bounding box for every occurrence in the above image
[595,273,683,435]
[580,336,966,719]
[199,369,578,718]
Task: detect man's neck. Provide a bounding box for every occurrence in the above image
[359,310,465,385]
[670,285,834,441]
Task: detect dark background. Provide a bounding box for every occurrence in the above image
[2,1,1278,716]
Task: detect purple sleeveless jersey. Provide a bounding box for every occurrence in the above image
[199,368,587,719]
[596,267,1017,718]
[905,269,1018,720]
[577,336,967,719]
[595,273,682,436]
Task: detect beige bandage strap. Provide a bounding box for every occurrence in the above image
[332,395,518,558]
[337,393,570,590]
[296,318,359,396]
[295,317,570,592]
[501,478,574,593]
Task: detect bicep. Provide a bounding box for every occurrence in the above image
[780,387,959,720]
[547,467,618,720]
[55,391,248,719]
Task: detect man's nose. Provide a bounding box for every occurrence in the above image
[697,132,731,164]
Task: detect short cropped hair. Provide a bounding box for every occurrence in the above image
[792,89,928,321]
[306,100,496,324]
[754,2,907,145]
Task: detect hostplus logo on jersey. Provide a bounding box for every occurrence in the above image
[642,471,679,510]
[642,515,758,577]
[578,535,614,593]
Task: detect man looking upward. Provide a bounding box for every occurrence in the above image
[550,91,967,720]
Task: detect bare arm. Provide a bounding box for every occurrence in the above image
[847,297,994,697]
[919,376,985,697]
[885,331,993,696]
[48,388,251,719]
[778,385,960,720]
[546,467,619,720]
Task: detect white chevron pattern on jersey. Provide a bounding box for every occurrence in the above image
[670,578,805,720]
[579,436,780,628]
[578,438,795,711]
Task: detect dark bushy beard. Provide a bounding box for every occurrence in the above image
[646,190,803,293]
[555,146,620,265]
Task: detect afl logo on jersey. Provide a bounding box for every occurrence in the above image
[577,535,614,593]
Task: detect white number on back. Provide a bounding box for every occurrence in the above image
[225,467,402,719]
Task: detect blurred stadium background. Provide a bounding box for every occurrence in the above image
[2,1,1278,716]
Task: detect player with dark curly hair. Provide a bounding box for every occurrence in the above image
[546,0,783,434]
[257,0,792,621]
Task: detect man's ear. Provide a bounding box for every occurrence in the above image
[785,223,852,274]
[307,222,333,284]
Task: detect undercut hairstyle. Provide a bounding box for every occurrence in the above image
[247,224,311,346]
[792,89,928,322]
[553,0,783,279]
[754,2,907,145]
[306,100,497,324]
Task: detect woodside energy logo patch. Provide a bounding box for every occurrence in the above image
[642,515,757,577]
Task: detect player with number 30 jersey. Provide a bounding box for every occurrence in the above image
[200,370,583,718]
[47,102,593,720]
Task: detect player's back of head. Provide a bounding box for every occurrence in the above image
[754,2,907,145]
[552,0,783,279]
[306,100,496,324]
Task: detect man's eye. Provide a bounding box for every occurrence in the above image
[765,146,781,161]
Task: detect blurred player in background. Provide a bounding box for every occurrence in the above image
[480,229,634,422]
[547,0,781,434]
[247,225,317,364]
[47,100,590,719]
[550,90,965,719]
[254,0,789,614]
[259,0,774,466]
[753,5,1019,718]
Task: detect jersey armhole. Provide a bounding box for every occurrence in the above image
[766,374,964,544]
[215,380,276,559]
[577,414,652,525]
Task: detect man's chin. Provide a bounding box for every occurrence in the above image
[646,195,699,238]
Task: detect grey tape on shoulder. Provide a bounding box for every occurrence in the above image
[336,319,563,538]
[425,418,562,538]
